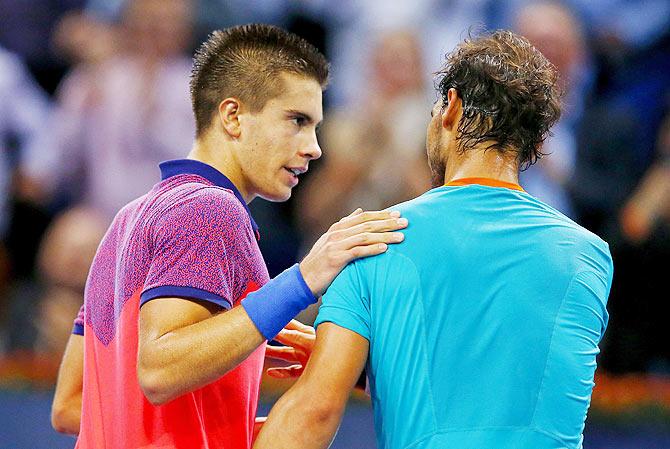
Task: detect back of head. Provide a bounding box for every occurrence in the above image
[436,30,562,169]
[190,24,330,137]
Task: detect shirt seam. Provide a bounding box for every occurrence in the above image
[387,251,439,431]
[528,271,591,443]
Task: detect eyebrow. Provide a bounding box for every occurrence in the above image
[287,109,323,127]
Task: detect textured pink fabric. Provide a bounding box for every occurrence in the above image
[76,172,269,448]
[85,173,268,345]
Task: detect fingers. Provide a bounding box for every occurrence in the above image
[332,210,403,232]
[343,242,390,260]
[300,209,410,297]
[335,229,406,251]
[283,319,315,334]
[265,345,299,362]
[267,365,304,378]
[274,329,315,349]
[331,217,408,242]
[344,207,363,218]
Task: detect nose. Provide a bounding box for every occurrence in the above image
[302,133,322,161]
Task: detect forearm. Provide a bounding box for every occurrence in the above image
[138,305,265,404]
[51,393,82,435]
[140,265,317,404]
[256,324,369,448]
[52,333,84,435]
[253,386,344,449]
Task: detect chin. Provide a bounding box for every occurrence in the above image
[259,188,292,203]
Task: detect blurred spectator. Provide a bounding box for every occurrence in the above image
[0,47,51,350]
[21,0,196,221]
[51,10,118,65]
[323,0,489,107]
[297,30,432,245]
[619,113,670,245]
[4,207,106,355]
[0,0,85,93]
[0,47,50,244]
[32,208,106,358]
[599,110,670,374]
[515,2,591,216]
[572,0,670,50]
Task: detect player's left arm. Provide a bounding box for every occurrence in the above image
[51,332,83,435]
[253,322,369,449]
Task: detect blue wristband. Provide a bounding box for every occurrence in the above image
[242,264,317,340]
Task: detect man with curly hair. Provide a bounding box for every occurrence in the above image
[254,30,613,449]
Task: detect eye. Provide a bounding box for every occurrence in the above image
[291,116,307,127]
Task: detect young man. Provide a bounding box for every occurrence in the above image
[50,24,407,448]
[254,30,613,449]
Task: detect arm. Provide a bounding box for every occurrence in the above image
[265,320,368,391]
[51,333,83,435]
[138,210,405,405]
[138,298,265,405]
[253,323,369,449]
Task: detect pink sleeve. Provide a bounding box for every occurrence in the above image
[140,189,255,309]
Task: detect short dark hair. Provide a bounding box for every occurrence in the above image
[190,24,330,137]
[436,30,562,168]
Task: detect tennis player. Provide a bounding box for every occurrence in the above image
[254,30,613,449]
[50,24,407,448]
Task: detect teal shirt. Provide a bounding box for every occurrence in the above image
[315,184,613,449]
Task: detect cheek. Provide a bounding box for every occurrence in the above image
[427,118,440,149]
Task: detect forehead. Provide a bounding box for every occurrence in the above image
[264,73,323,119]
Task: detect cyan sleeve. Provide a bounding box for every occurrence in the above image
[315,260,371,341]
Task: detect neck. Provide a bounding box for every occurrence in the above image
[443,144,520,186]
[187,133,254,203]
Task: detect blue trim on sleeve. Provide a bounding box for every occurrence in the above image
[242,264,317,340]
[72,323,84,336]
[140,285,233,310]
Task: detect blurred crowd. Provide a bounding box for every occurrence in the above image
[0,0,668,376]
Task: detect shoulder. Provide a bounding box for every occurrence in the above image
[151,181,249,234]
[531,196,611,257]
[334,246,418,291]
[516,193,614,280]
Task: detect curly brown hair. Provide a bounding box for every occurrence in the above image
[190,24,329,137]
[436,30,562,169]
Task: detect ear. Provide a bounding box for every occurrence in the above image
[441,88,462,131]
[217,98,242,138]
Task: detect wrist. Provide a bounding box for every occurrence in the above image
[298,260,322,297]
[242,264,317,340]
